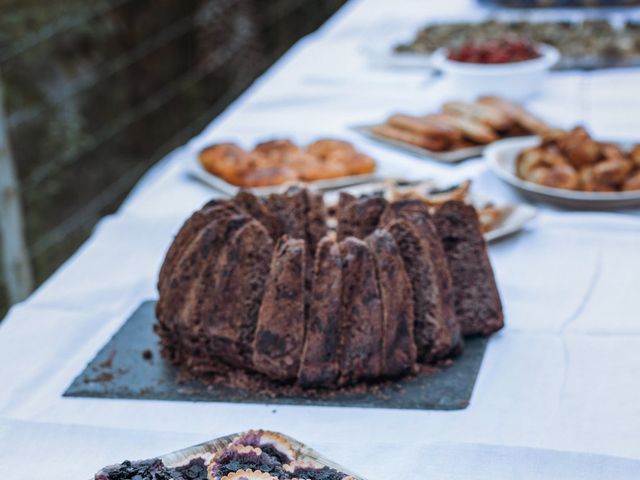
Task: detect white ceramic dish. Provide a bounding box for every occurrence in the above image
[485,136,640,210]
[324,179,538,243]
[187,154,380,196]
[351,124,485,163]
[430,44,560,100]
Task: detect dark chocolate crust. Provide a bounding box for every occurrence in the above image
[434,200,504,336]
[335,192,356,240]
[234,190,282,240]
[155,210,250,366]
[298,236,342,387]
[201,219,274,368]
[267,188,307,241]
[381,200,462,360]
[252,237,306,381]
[366,229,417,377]
[336,192,387,240]
[157,201,239,293]
[304,190,328,254]
[338,237,384,384]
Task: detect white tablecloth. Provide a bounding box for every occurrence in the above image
[2,0,640,478]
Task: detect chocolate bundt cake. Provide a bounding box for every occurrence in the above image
[156,188,503,388]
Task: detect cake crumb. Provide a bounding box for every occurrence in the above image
[99,350,116,369]
[171,355,442,400]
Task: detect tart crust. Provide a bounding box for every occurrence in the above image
[232,430,299,463]
[220,470,279,480]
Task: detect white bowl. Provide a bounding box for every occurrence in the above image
[484,136,640,210]
[431,44,560,100]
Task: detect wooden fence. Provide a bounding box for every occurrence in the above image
[0,0,346,318]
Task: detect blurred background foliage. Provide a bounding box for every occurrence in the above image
[0,0,346,318]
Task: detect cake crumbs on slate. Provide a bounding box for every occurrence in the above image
[174,353,443,400]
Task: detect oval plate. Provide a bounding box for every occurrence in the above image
[485,136,640,210]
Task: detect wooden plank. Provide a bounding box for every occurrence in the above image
[0,70,33,304]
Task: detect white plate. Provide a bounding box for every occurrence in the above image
[485,136,640,209]
[324,180,538,243]
[351,124,485,163]
[187,153,381,197]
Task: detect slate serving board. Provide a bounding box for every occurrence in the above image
[65,301,489,410]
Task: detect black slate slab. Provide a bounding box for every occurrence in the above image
[64,301,489,410]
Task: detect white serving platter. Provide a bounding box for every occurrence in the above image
[485,136,640,210]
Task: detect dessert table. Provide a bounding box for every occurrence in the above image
[2,0,640,478]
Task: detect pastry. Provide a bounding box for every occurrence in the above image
[371,123,449,151]
[199,138,375,187]
[478,96,549,134]
[442,101,512,131]
[371,96,548,153]
[516,126,640,192]
[387,114,456,138]
[623,170,640,191]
